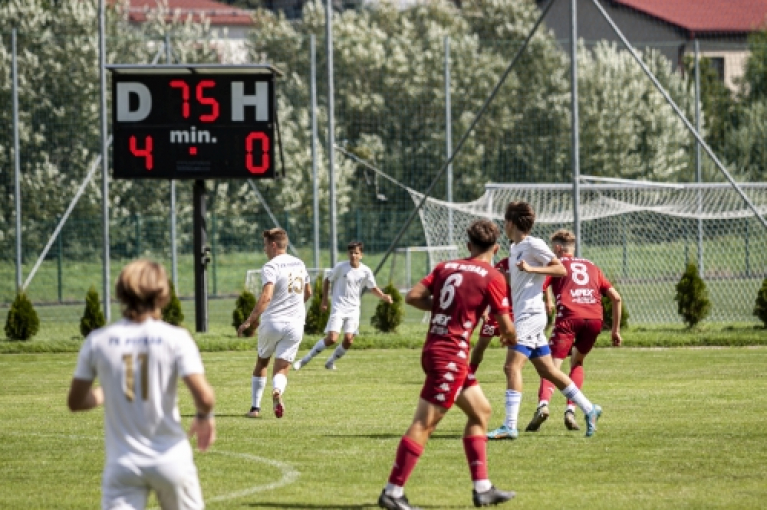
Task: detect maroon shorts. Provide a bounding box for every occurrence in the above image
[548,318,603,359]
[420,348,477,409]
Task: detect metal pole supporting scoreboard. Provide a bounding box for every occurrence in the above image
[107,64,283,332]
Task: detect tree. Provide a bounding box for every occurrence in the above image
[5,292,40,341]
[305,277,330,335]
[371,283,404,333]
[754,277,767,328]
[232,289,257,336]
[161,280,184,326]
[674,263,711,328]
[80,285,106,337]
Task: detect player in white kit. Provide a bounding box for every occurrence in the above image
[67,259,216,510]
[487,202,603,439]
[293,241,392,371]
[238,228,312,418]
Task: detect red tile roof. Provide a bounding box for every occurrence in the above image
[116,0,254,26]
[612,0,767,35]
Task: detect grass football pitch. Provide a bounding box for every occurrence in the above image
[1,346,766,509]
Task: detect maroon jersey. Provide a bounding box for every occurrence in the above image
[422,258,510,355]
[543,256,612,321]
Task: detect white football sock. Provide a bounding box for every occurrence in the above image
[384,484,404,498]
[504,390,521,430]
[251,376,266,408]
[474,479,492,492]
[329,344,348,362]
[561,383,593,414]
[273,373,287,395]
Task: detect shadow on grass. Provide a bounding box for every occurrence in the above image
[245,503,457,509]
[324,433,463,440]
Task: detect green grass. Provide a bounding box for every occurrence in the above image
[1,347,766,509]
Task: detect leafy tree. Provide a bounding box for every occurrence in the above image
[578,41,695,182]
[742,29,767,103]
[5,292,40,341]
[754,277,767,328]
[674,263,711,328]
[161,280,184,326]
[232,289,257,337]
[371,283,403,333]
[305,277,330,334]
[80,285,106,337]
[601,290,629,331]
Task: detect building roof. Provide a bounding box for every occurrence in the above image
[611,0,767,36]
[117,0,254,27]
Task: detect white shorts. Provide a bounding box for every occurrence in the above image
[514,313,548,349]
[257,320,303,362]
[324,311,360,335]
[102,459,203,510]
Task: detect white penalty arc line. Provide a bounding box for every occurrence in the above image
[9,432,300,504]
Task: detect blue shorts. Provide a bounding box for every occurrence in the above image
[511,343,551,360]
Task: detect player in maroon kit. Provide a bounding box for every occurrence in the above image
[525,229,622,433]
[378,219,517,510]
[469,256,512,375]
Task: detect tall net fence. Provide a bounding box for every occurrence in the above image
[408,183,767,324]
[1,0,766,327]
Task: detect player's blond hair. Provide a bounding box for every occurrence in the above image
[263,228,289,249]
[115,259,170,321]
[550,229,576,252]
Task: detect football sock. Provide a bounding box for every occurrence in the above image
[384,484,404,498]
[566,404,576,413]
[303,338,327,363]
[329,344,347,362]
[568,365,584,407]
[463,435,489,484]
[504,390,521,429]
[469,363,479,374]
[538,377,556,405]
[273,373,287,395]
[561,383,593,414]
[387,436,424,487]
[251,376,266,409]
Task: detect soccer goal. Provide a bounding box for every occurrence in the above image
[245,268,330,295]
[388,245,460,293]
[405,182,767,324]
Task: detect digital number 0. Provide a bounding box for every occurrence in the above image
[246,132,270,174]
[129,135,153,170]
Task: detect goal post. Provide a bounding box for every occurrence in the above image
[407,182,767,324]
[388,245,460,293]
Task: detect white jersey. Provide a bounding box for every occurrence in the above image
[508,236,555,318]
[327,261,378,316]
[261,253,310,323]
[73,318,204,468]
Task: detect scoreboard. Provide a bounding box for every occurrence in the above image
[109,65,281,180]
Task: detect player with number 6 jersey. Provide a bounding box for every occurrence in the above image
[525,229,622,433]
[378,219,517,510]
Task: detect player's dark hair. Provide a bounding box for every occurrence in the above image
[263,228,289,249]
[347,241,364,252]
[116,259,170,320]
[467,219,499,251]
[550,229,576,247]
[504,201,535,233]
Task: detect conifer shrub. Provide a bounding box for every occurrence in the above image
[371,283,404,333]
[80,286,106,337]
[232,289,257,337]
[754,277,767,328]
[5,292,40,341]
[161,280,184,326]
[674,263,711,328]
[305,278,330,335]
[601,288,629,331]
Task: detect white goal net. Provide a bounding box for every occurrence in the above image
[407,182,767,324]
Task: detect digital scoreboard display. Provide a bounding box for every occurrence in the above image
[109,66,280,180]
